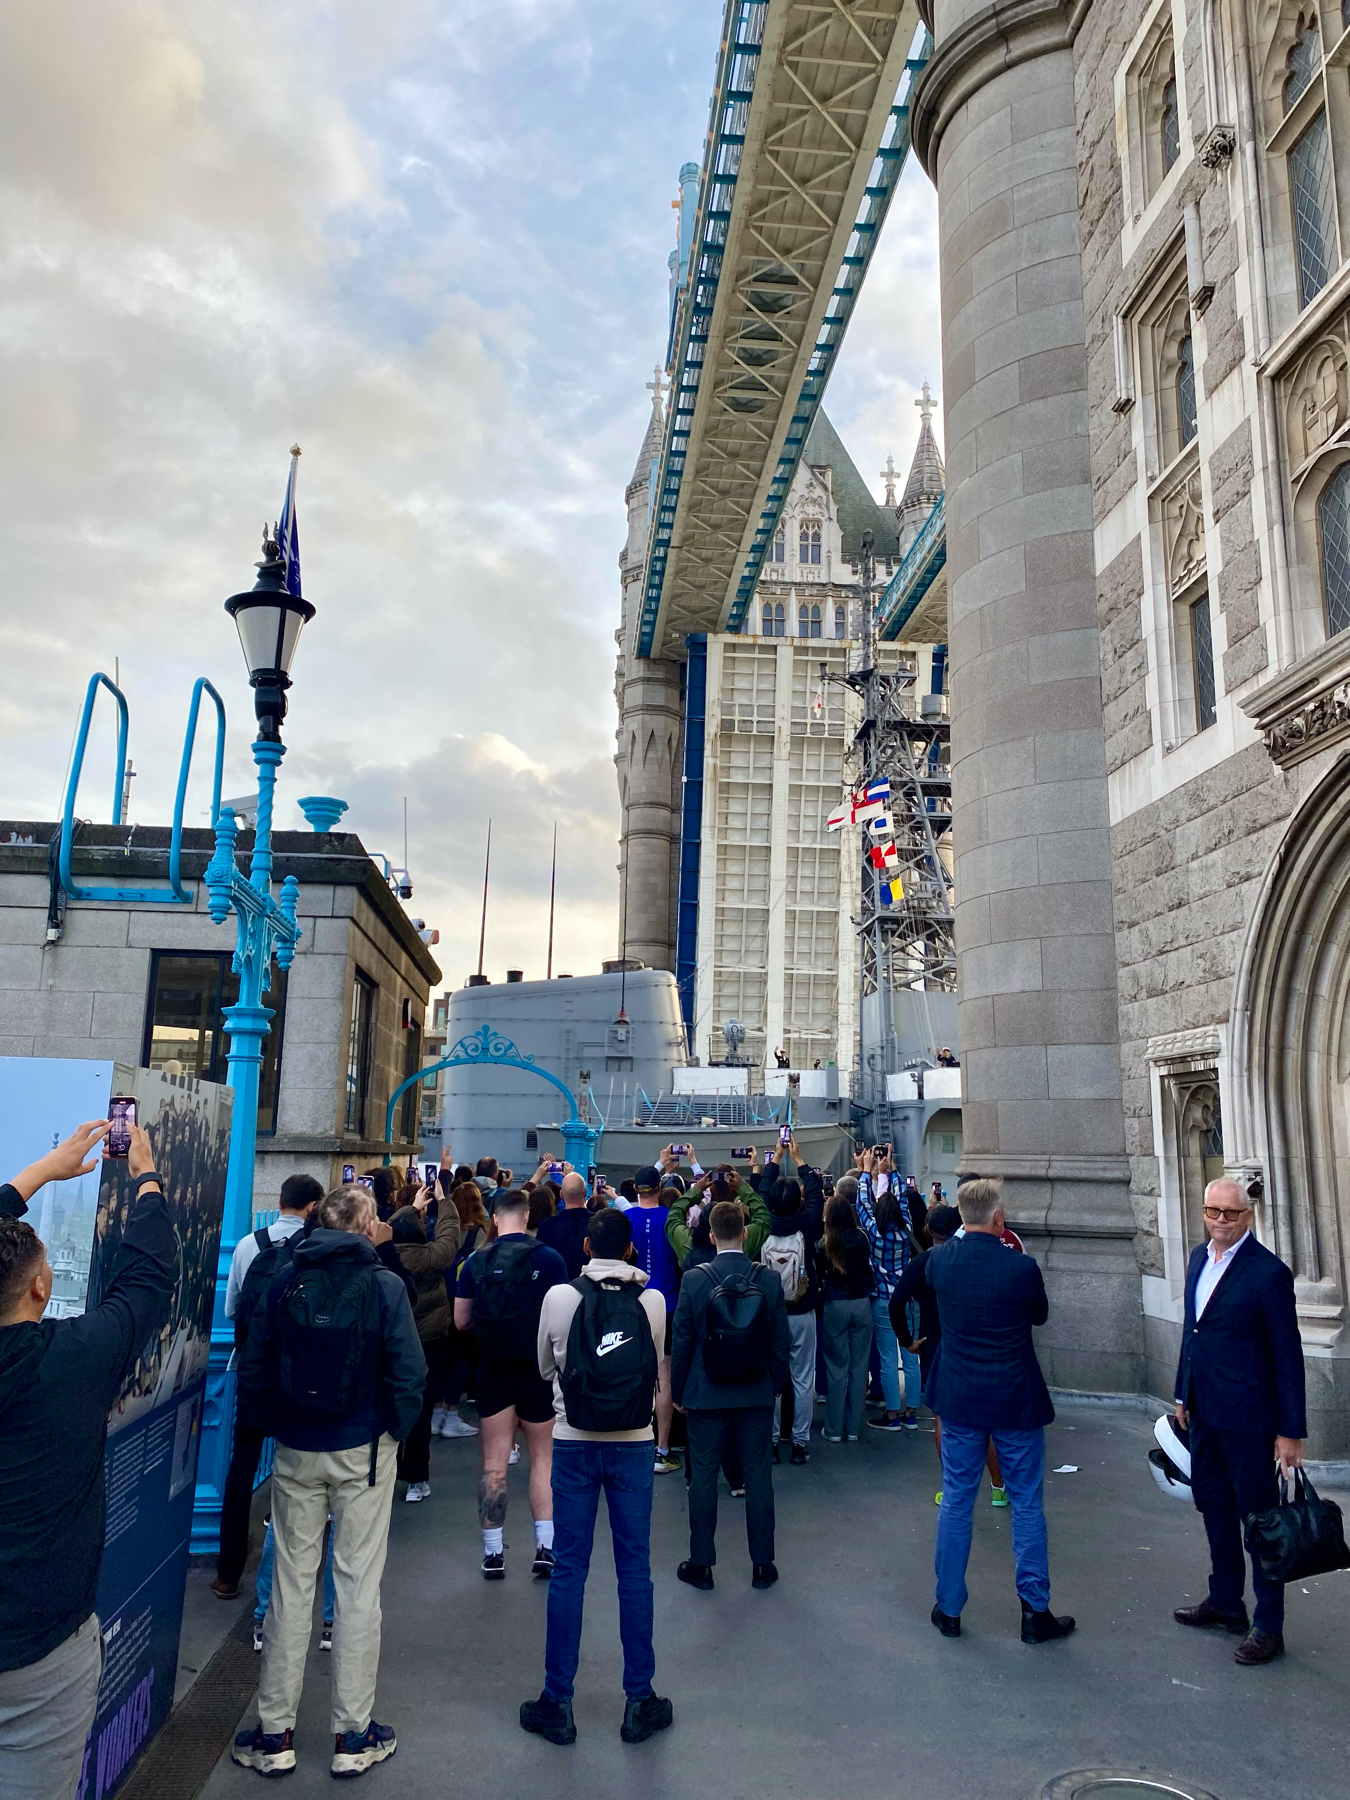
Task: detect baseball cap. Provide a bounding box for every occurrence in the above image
[635,1165,663,1193]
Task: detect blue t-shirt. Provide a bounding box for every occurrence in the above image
[627,1205,677,1308]
[455,1232,568,1300]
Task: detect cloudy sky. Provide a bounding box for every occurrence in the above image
[0,0,939,990]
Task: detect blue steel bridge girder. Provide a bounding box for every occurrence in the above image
[637,0,928,663]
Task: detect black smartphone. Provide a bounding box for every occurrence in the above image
[778,1125,792,1147]
[342,1163,356,1183]
[548,1161,564,1180]
[424,1163,438,1189]
[670,1144,691,1158]
[105,1097,137,1159]
[357,1175,374,1190]
[731,1147,753,1160]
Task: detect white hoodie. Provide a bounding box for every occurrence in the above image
[536,1258,666,1443]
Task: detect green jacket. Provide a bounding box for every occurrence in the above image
[665,1180,771,1267]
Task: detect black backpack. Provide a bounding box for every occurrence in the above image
[471,1238,550,1361]
[234,1227,298,1353]
[560,1278,657,1433]
[701,1263,771,1384]
[267,1257,385,1423]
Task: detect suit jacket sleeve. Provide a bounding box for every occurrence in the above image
[889,1253,925,1338]
[1025,1255,1049,1328]
[1262,1256,1308,1438]
[766,1275,790,1391]
[670,1275,697,1406]
[1174,1245,1203,1404]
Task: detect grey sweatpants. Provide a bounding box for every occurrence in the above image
[259,1435,398,1737]
[0,1614,102,1800]
[822,1297,873,1439]
[783,1312,817,1445]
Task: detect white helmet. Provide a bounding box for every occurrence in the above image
[1148,1413,1192,1501]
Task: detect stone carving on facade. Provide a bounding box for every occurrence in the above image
[1285,326,1350,480]
[1161,461,1206,596]
[1146,1026,1223,1064]
[1261,679,1350,764]
[1197,123,1237,168]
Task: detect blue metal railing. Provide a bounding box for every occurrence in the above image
[637,17,933,658]
[877,493,946,640]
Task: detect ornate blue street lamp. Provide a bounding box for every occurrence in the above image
[192,531,313,1552]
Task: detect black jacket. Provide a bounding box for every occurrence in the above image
[890,1247,941,1365]
[1175,1235,1306,1439]
[925,1232,1053,1431]
[0,1185,175,1671]
[536,1205,592,1279]
[239,1226,427,1452]
[670,1250,790,1410]
[817,1227,873,1302]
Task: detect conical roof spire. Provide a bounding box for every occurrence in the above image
[901,382,945,510]
[630,365,667,487]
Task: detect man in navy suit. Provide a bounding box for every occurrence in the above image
[1173,1177,1306,1665]
[925,1178,1074,1643]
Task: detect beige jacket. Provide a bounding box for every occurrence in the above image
[536,1259,666,1443]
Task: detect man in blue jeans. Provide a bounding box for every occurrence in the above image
[520,1206,673,1746]
[925,1177,1075,1644]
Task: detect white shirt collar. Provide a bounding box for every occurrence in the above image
[1207,1230,1249,1267]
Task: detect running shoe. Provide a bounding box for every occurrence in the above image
[429,1405,448,1436]
[532,1545,555,1579]
[404,1480,430,1503]
[868,1414,904,1431]
[990,1485,1010,1508]
[232,1725,295,1776]
[729,1485,746,1498]
[654,1451,681,1475]
[320,1622,333,1652]
[934,1490,943,1506]
[439,1413,479,1438]
[482,1551,506,1581]
[252,1622,263,1653]
[508,1445,521,1466]
[901,1411,920,1431]
[331,1721,396,1777]
[821,1432,843,1443]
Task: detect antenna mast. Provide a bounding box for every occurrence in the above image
[476,820,492,980]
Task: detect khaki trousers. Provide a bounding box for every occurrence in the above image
[259,1435,398,1737]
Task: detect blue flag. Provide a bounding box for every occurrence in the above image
[277,445,302,597]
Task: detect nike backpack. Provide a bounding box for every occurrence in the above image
[560,1278,657,1433]
[702,1265,771,1384]
[471,1239,549,1361]
[760,1230,809,1305]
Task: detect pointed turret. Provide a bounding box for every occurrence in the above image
[630,365,667,490]
[898,381,945,554]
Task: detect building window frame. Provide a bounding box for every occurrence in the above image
[1116,0,1190,254]
[142,950,287,1136]
[398,1007,422,1144]
[834,602,847,639]
[345,968,377,1138]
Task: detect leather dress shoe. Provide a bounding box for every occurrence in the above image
[752,1562,778,1590]
[1021,1603,1076,1644]
[930,1604,961,1638]
[1233,1628,1285,1665]
[677,1560,714,1591]
[1174,1598,1249,1634]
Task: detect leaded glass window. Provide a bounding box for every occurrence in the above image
[762,600,785,637]
[1318,462,1350,636]
[1284,16,1322,113]
[807,604,822,638]
[1161,73,1180,173]
[1178,334,1197,446]
[1290,109,1336,307]
[1190,592,1216,730]
[772,529,785,563]
[834,604,846,638]
[799,523,821,564]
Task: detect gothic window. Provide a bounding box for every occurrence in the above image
[1161,69,1180,173]
[1283,13,1321,111]
[1265,12,1341,317]
[772,528,785,563]
[1317,461,1350,635]
[1177,333,1197,445]
[797,603,822,636]
[834,603,846,639]
[1190,591,1217,729]
[807,604,822,638]
[1290,110,1336,305]
[799,522,821,564]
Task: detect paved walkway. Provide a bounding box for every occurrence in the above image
[199,1401,1348,1800]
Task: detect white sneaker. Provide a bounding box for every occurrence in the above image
[430,1405,448,1435]
[404,1480,430,1503]
[508,1445,521,1466]
[439,1413,479,1438]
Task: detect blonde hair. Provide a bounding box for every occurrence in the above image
[315,1183,376,1233]
[956,1177,1003,1228]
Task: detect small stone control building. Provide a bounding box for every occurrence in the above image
[0,823,441,1201]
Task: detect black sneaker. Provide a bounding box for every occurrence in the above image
[482,1551,506,1581]
[532,1545,555,1580]
[621,1692,673,1743]
[331,1721,396,1777]
[790,1443,809,1466]
[520,1694,577,1745]
[677,1560,714,1591]
[232,1724,295,1776]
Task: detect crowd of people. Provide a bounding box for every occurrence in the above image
[0,1117,1310,1791]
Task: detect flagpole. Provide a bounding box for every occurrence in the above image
[546,823,557,980]
[477,820,491,981]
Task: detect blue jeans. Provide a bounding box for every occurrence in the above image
[935,1424,1049,1616]
[871,1295,903,1413]
[545,1441,656,1703]
[256,1516,336,1625]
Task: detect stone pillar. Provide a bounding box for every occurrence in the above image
[913,0,1142,1392]
[617,658,682,971]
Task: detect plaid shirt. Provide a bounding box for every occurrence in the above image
[855,1171,912,1298]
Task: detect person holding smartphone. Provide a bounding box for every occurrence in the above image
[0,1120,175,1800]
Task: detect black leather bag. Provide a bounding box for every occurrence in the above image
[1243,1470,1350,1585]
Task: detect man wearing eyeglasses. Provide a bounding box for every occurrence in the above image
[1172,1177,1306,1665]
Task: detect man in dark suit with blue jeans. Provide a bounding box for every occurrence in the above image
[1173,1177,1305,1666]
[926,1178,1074,1643]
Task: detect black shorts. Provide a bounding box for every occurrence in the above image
[474,1357,555,1425]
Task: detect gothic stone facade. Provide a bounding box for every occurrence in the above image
[916,0,1350,1450]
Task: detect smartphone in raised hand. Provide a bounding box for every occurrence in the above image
[105,1098,137,1159]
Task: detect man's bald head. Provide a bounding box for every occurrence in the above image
[559,1171,588,1208]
